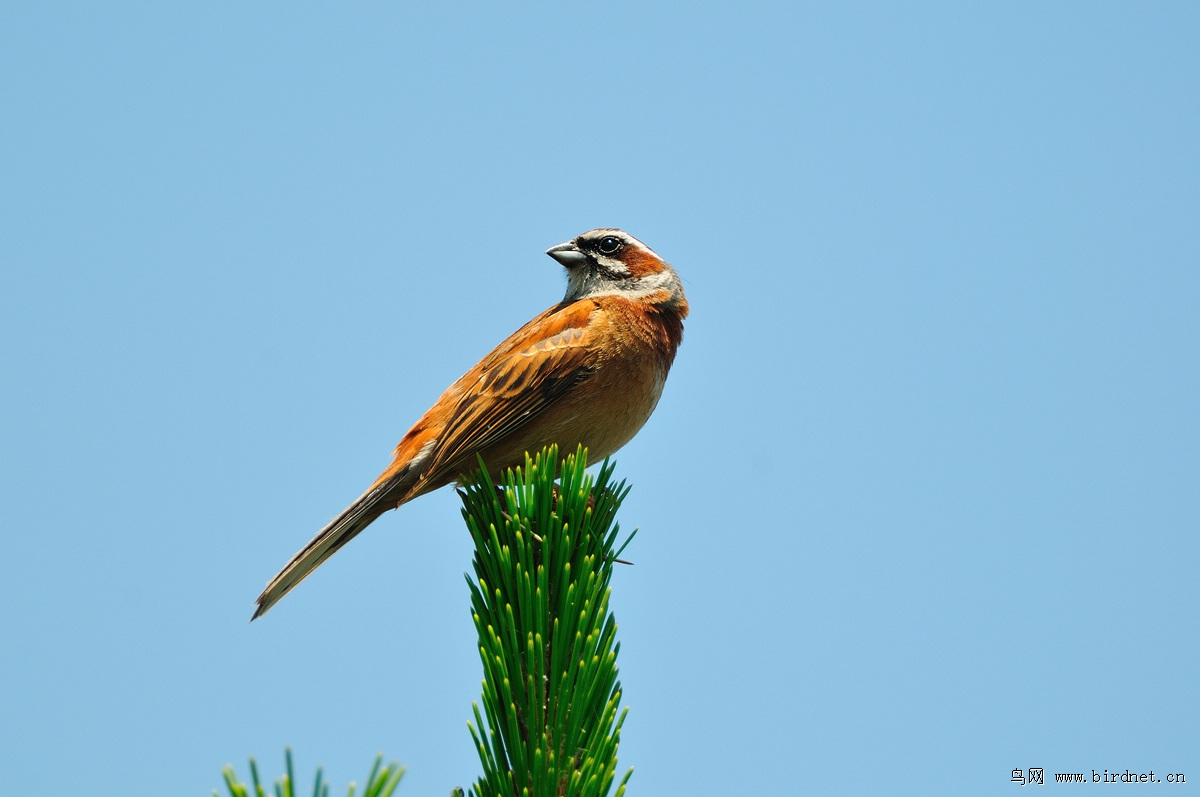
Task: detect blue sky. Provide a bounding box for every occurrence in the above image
[1,3,1196,795]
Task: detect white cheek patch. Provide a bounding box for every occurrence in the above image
[595,254,630,275]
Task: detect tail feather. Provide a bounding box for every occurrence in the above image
[252,484,395,620]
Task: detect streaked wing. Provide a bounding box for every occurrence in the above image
[418,300,599,484]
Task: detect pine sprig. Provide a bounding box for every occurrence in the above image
[459,444,636,797]
[216,748,404,797]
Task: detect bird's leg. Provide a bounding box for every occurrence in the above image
[548,482,598,514]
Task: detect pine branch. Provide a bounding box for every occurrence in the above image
[459,445,635,797]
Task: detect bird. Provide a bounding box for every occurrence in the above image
[252,228,689,619]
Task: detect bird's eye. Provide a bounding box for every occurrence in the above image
[597,236,622,255]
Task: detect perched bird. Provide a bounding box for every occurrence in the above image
[253,228,688,619]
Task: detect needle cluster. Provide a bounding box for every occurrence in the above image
[216,748,404,797]
[458,445,636,797]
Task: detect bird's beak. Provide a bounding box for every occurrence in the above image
[545,241,588,268]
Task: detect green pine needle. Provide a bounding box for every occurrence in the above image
[217,750,404,797]
[460,445,635,797]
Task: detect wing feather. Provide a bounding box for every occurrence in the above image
[417,301,599,484]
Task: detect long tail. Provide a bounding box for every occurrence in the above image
[252,483,400,620]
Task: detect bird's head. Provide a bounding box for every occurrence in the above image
[546,229,687,313]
